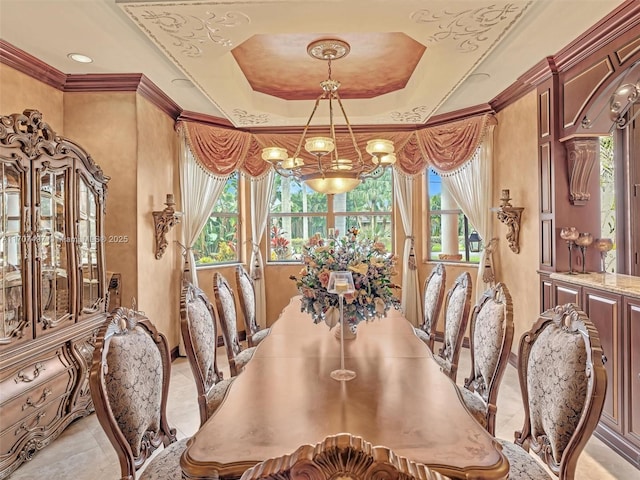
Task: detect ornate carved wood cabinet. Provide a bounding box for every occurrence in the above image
[0,110,109,478]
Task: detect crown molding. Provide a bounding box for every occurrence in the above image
[425,104,494,127]
[490,0,639,113]
[64,73,143,92]
[0,39,66,89]
[553,0,640,72]
[137,76,182,119]
[177,111,236,129]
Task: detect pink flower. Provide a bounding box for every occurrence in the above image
[318,270,331,288]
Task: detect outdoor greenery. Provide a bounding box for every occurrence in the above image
[600,136,616,272]
[269,170,393,260]
[195,174,239,266]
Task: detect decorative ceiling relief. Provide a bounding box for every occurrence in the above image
[137,10,250,56]
[391,106,431,123]
[118,0,536,127]
[233,109,269,125]
[411,3,531,52]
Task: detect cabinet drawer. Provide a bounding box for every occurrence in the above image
[0,392,69,456]
[0,346,73,406]
[0,370,73,433]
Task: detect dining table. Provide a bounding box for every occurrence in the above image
[180,297,509,480]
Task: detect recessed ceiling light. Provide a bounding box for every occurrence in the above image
[67,53,93,63]
[171,78,195,88]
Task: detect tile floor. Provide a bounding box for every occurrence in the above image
[8,344,639,480]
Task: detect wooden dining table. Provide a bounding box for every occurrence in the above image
[180,297,509,480]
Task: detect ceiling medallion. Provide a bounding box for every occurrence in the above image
[261,38,395,195]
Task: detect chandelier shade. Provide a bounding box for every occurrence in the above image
[261,38,395,194]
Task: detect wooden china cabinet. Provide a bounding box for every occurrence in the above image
[0,110,109,478]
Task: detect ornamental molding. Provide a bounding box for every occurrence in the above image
[410,3,530,52]
[138,9,250,56]
[233,109,269,126]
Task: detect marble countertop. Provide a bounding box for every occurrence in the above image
[550,272,640,299]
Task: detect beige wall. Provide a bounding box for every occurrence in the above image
[136,97,182,346]
[63,92,140,317]
[0,66,63,129]
[493,90,541,353]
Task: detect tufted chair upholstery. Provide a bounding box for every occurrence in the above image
[180,282,235,427]
[240,433,452,480]
[414,263,446,351]
[213,272,257,376]
[89,307,187,480]
[458,282,514,435]
[434,271,472,382]
[497,303,607,479]
[235,265,271,347]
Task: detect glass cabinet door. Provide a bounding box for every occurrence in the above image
[78,177,101,313]
[0,163,29,344]
[37,167,72,329]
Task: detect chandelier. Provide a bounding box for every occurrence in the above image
[261,38,396,195]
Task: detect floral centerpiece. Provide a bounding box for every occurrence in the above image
[289,228,401,332]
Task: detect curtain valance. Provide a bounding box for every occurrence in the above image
[178,113,494,178]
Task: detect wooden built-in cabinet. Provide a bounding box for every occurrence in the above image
[0,110,109,478]
[540,272,640,468]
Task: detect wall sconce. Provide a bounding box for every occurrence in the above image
[495,189,524,254]
[152,194,182,260]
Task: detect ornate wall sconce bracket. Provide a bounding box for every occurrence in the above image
[495,189,524,254]
[152,194,182,260]
[564,137,598,206]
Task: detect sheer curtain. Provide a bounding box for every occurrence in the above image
[393,170,422,326]
[441,121,497,301]
[179,132,229,287]
[249,171,275,329]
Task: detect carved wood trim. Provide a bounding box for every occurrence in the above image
[564,137,599,205]
[562,58,615,129]
[616,35,640,64]
[240,433,452,480]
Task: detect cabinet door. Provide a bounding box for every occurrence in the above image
[552,280,582,307]
[76,174,104,316]
[0,162,32,346]
[583,287,622,433]
[540,275,553,312]
[33,162,75,333]
[624,297,640,448]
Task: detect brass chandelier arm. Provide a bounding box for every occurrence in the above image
[335,92,364,169]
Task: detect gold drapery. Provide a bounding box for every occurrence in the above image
[178,114,493,178]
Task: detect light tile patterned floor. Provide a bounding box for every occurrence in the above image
[9,344,638,479]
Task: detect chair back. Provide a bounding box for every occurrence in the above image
[235,265,259,346]
[515,303,607,478]
[89,307,177,479]
[213,272,244,375]
[421,262,446,350]
[180,281,224,426]
[240,433,452,480]
[464,282,514,434]
[437,271,472,381]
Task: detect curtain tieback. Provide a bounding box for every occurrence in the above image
[250,241,262,280]
[407,236,416,271]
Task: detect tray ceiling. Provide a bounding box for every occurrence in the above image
[0,0,627,128]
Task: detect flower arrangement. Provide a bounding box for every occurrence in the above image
[289,227,401,331]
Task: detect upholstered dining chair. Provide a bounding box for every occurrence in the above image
[458,282,514,435]
[496,303,607,479]
[213,272,257,376]
[235,265,271,347]
[414,262,446,351]
[433,271,472,382]
[180,281,235,427]
[89,307,187,480]
[239,433,453,480]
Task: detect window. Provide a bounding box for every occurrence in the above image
[195,174,239,266]
[426,169,479,263]
[268,170,393,261]
[600,136,616,272]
